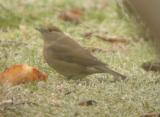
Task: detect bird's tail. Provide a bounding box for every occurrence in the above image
[96,66,126,80]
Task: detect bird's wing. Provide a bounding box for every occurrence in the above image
[48,36,107,67]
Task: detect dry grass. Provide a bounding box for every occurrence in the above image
[0,0,159,117]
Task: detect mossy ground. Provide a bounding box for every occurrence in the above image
[0,0,159,117]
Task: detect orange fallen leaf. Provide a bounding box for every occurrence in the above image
[58,8,83,23]
[0,64,48,85]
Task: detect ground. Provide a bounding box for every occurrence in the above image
[0,0,159,117]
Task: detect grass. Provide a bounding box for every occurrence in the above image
[0,0,159,117]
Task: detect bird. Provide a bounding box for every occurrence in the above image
[37,26,126,80]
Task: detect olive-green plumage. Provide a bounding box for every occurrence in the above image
[37,26,126,79]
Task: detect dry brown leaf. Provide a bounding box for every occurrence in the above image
[83,29,108,39]
[83,30,130,45]
[86,43,129,54]
[58,8,83,23]
[83,31,94,38]
[140,112,160,117]
[78,100,97,106]
[141,61,160,72]
[87,47,108,53]
[96,35,130,44]
[83,30,130,53]
[0,64,48,85]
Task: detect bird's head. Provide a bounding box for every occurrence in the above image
[36,26,62,33]
[36,26,63,42]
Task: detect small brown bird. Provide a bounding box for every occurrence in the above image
[37,26,126,80]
